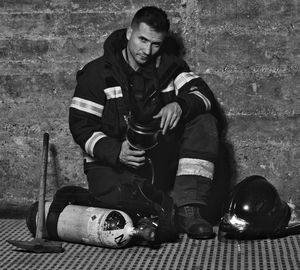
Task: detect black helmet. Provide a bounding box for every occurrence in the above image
[218,175,291,240]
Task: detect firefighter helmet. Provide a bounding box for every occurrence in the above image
[218,175,291,240]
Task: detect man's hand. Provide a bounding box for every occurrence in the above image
[153,102,182,135]
[119,140,146,168]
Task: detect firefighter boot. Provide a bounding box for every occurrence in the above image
[176,205,215,239]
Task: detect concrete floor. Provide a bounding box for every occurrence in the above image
[1,218,300,270]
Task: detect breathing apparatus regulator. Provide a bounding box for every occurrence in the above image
[125,114,162,184]
[125,114,162,151]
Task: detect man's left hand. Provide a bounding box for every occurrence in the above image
[153,102,182,135]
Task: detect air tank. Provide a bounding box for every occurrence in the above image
[27,201,156,248]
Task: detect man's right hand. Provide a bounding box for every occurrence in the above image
[119,140,146,168]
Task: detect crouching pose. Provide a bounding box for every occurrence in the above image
[69,6,219,240]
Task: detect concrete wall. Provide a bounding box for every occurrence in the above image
[0,0,299,216]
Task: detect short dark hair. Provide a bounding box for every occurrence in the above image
[131,6,170,33]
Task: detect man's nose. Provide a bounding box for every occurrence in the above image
[144,43,151,55]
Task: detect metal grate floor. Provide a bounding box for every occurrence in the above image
[1,219,300,270]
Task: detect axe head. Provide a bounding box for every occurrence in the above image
[7,238,64,253]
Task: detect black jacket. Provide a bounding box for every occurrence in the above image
[69,29,216,169]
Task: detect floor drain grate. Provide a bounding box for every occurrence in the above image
[1,219,300,270]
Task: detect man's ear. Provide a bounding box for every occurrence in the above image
[126,27,133,41]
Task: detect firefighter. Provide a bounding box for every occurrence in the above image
[69,6,219,239]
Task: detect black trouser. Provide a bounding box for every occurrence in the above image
[86,113,219,207]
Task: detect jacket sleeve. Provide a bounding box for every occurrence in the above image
[174,60,216,120]
[69,62,122,167]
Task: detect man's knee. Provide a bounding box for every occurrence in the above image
[86,167,121,204]
[181,113,219,161]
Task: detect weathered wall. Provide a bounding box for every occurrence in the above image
[0,0,299,216]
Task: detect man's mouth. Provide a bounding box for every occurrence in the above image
[139,54,149,61]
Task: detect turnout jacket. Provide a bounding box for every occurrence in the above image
[69,29,216,170]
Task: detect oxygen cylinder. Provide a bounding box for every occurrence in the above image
[27,201,156,248]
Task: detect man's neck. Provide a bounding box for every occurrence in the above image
[122,48,139,71]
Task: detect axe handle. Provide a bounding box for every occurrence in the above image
[36,132,49,239]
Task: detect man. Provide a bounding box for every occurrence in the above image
[69,6,219,239]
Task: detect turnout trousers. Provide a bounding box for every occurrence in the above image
[86,113,219,208]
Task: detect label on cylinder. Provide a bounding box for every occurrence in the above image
[84,208,134,248]
[86,212,102,244]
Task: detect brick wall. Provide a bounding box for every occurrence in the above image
[0,0,299,214]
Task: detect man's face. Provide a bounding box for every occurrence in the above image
[126,22,166,69]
